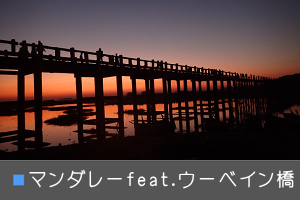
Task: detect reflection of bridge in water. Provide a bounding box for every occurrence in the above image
[0,39,271,151]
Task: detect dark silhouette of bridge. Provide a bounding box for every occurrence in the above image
[0,39,271,151]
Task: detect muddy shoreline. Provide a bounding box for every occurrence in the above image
[1,128,300,160]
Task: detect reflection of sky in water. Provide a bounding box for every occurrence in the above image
[1,103,299,152]
[0,103,166,152]
[276,105,300,118]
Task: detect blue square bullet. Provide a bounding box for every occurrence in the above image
[13,174,24,186]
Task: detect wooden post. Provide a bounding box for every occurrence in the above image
[116,74,124,137]
[238,75,243,122]
[55,48,61,61]
[145,78,152,124]
[17,71,25,151]
[260,78,266,115]
[247,75,252,115]
[192,68,198,133]
[254,75,260,115]
[253,77,263,115]
[250,76,255,115]
[150,61,156,122]
[116,55,125,137]
[242,75,247,117]
[176,78,183,134]
[70,47,76,68]
[150,78,156,122]
[233,73,240,124]
[131,76,138,130]
[259,76,263,115]
[247,76,252,115]
[242,74,247,122]
[220,71,226,122]
[95,75,106,141]
[227,73,234,123]
[75,74,84,144]
[137,57,141,70]
[247,76,253,115]
[249,74,254,115]
[11,39,17,53]
[168,78,173,121]
[212,69,220,121]
[242,75,246,123]
[198,68,205,131]
[238,75,242,124]
[34,41,43,150]
[162,62,169,120]
[248,75,253,115]
[94,51,105,141]
[206,69,212,119]
[84,52,89,64]
[245,74,250,116]
[184,77,190,134]
[238,74,244,124]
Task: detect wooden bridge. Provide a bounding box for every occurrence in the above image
[0,39,271,151]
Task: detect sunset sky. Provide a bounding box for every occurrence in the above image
[0,0,299,101]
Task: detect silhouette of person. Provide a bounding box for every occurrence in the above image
[115,53,119,64]
[37,41,46,53]
[18,40,29,59]
[31,43,37,59]
[98,49,103,61]
[160,60,163,69]
[80,52,83,63]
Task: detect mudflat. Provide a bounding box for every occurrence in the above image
[1,128,299,160]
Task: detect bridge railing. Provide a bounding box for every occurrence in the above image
[0,39,270,81]
[0,39,19,56]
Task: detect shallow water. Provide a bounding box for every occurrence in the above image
[1,99,296,152]
[0,102,179,152]
[0,100,202,152]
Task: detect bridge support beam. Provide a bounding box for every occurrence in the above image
[34,67,43,150]
[131,77,138,131]
[17,71,25,151]
[233,75,240,124]
[192,77,199,132]
[183,78,190,133]
[227,78,234,126]
[95,75,106,141]
[145,79,152,124]
[162,77,169,120]
[254,77,260,115]
[198,79,204,131]
[206,73,212,119]
[176,79,183,134]
[75,74,84,143]
[212,71,220,121]
[242,80,246,123]
[116,74,124,137]
[150,77,156,122]
[251,79,256,115]
[244,78,250,117]
[167,79,173,122]
[220,75,226,122]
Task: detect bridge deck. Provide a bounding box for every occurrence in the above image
[0,39,268,82]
